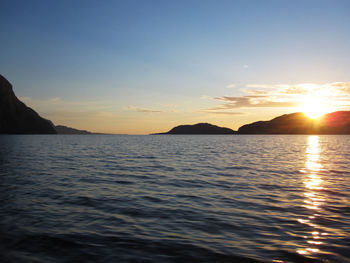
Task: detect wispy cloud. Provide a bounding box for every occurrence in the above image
[226,84,236,89]
[201,81,350,114]
[126,105,179,113]
[243,89,269,95]
[199,110,245,115]
[328,82,350,93]
[246,84,274,89]
[127,105,163,113]
[212,96,297,109]
[245,82,350,96]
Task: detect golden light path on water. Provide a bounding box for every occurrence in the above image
[297,136,329,256]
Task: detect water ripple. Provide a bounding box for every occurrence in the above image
[0,134,349,262]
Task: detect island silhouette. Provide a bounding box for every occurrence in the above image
[160,111,350,135]
[155,123,236,135]
[1,74,350,135]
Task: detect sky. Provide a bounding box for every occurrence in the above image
[1,0,350,134]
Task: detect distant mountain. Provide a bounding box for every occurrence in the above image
[55,125,92,134]
[157,123,236,134]
[238,111,350,134]
[0,74,56,134]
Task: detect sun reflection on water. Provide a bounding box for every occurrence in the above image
[296,136,328,256]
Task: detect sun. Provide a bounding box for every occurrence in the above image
[298,98,333,119]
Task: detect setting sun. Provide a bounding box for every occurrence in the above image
[298,97,334,119]
[300,100,328,118]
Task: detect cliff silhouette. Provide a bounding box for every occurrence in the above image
[55,125,92,134]
[157,112,350,135]
[158,123,236,134]
[238,112,350,134]
[0,74,56,134]
[3,74,350,135]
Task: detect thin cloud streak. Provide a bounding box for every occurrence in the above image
[226,84,236,89]
[246,82,350,96]
[126,105,179,113]
[243,89,269,95]
[127,105,163,113]
[212,96,297,109]
[202,81,350,115]
[199,110,245,115]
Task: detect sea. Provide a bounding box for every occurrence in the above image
[0,135,349,263]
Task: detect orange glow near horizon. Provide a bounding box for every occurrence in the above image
[298,98,334,119]
[297,85,336,119]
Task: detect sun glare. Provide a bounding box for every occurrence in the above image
[298,98,333,119]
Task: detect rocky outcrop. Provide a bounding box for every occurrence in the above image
[0,74,56,134]
[55,125,91,134]
[238,111,350,134]
[158,123,236,134]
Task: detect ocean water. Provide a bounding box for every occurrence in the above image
[0,135,349,263]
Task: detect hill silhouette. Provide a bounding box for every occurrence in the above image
[238,111,350,134]
[0,74,56,134]
[3,74,350,135]
[55,125,92,134]
[158,123,235,134]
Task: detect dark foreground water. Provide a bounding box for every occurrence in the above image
[0,135,349,263]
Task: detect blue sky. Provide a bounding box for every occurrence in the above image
[1,0,350,133]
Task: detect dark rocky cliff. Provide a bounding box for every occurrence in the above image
[0,74,56,134]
